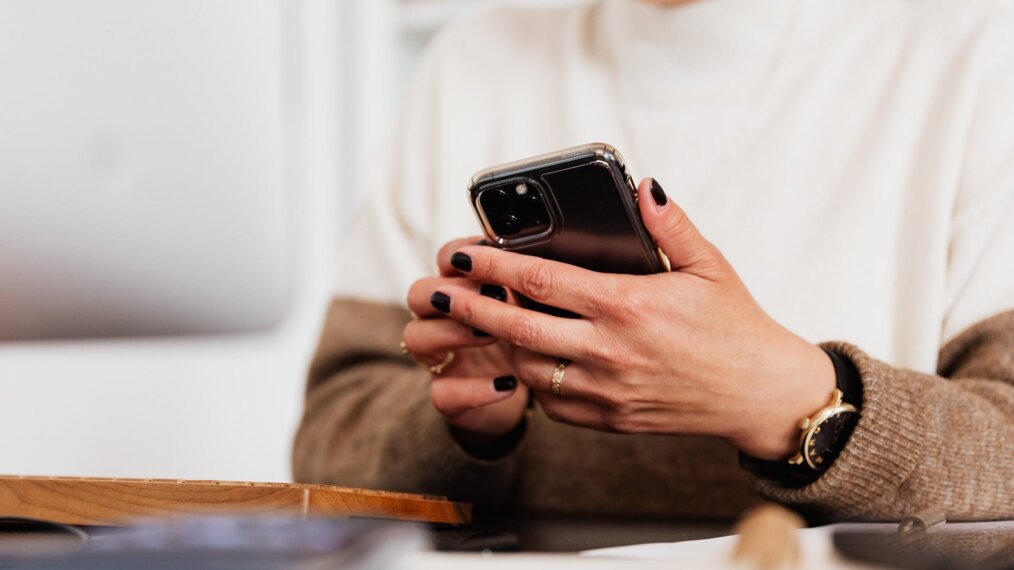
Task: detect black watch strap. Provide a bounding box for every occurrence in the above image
[739,348,863,487]
[827,347,863,410]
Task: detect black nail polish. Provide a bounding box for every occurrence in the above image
[493,375,517,392]
[480,284,507,302]
[472,328,490,338]
[431,291,451,313]
[451,252,472,272]
[650,178,668,206]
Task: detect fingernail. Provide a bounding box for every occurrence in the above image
[480,284,507,302]
[431,291,451,313]
[493,375,517,392]
[451,252,472,272]
[650,178,668,207]
[472,328,490,338]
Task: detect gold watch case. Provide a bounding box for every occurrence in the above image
[787,389,859,471]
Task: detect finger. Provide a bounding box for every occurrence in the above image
[444,245,618,317]
[511,347,610,405]
[437,236,485,277]
[430,374,518,418]
[402,318,495,364]
[408,276,498,318]
[533,391,611,431]
[430,284,592,361]
[636,177,729,280]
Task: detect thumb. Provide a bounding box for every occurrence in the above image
[637,177,728,280]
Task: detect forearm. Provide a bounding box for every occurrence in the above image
[292,298,523,507]
[757,311,1014,521]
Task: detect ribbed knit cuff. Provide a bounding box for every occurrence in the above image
[381,386,526,507]
[755,342,929,520]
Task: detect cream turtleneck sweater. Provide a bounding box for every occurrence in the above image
[294,0,1014,520]
[336,0,1014,372]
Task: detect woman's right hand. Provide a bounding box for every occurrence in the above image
[404,237,529,447]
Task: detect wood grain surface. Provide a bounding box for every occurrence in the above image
[0,475,470,526]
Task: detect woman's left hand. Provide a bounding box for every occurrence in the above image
[431,178,836,460]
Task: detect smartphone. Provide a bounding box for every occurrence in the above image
[468,143,668,316]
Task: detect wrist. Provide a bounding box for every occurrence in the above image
[450,416,528,460]
[735,341,837,460]
[450,423,514,448]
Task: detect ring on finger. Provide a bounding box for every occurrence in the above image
[401,339,452,374]
[551,359,569,397]
[429,351,456,375]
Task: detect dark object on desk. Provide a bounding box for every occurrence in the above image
[0,518,89,560]
[0,516,423,570]
[0,476,470,526]
[430,528,521,552]
[833,525,1014,570]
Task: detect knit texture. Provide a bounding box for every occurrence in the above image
[293,299,1014,521]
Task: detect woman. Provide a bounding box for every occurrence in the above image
[294,0,1014,521]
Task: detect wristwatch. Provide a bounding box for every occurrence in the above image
[740,348,863,486]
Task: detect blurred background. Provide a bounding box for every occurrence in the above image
[0,0,578,482]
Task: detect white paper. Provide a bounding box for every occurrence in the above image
[582,521,1014,565]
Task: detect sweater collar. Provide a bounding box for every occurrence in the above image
[594,0,800,100]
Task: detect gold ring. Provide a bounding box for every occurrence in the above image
[401,341,454,375]
[551,360,568,397]
[429,351,456,375]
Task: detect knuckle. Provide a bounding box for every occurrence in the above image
[507,314,542,349]
[589,341,626,369]
[607,414,640,434]
[520,260,555,300]
[666,206,694,238]
[597,280,642,325]
[454,295,476,324]
[514,360,540,388]
[588,277,622,314]
[475,251,497,280]
[596,389,626,413]
[623,288,654,319]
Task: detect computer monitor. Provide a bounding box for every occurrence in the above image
[0,0,290,339]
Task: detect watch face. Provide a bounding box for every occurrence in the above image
[803,410,860,471]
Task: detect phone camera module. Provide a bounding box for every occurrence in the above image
[478,181,552,241]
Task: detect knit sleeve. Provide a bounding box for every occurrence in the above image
[291,298,524,507]
[756,313,1014,521]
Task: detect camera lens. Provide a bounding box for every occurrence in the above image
[491,214,523,236]
[479,188,511,212]
[518,195,548,227]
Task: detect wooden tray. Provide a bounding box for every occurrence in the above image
[0,475,470,526]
